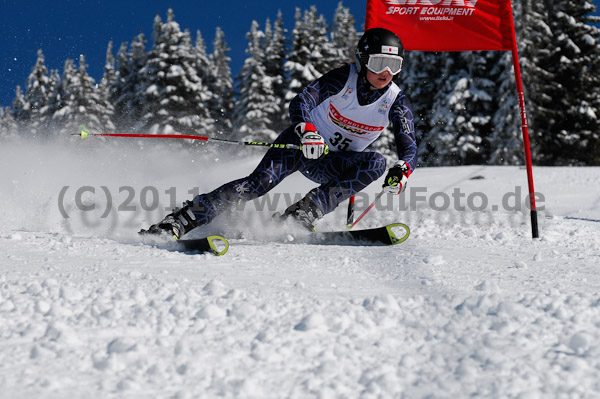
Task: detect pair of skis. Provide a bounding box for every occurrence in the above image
[155,222,410,256]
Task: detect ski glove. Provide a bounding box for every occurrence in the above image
[295,122,326,159]
[383,160,411,194]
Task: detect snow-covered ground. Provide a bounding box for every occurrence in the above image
[1,139,599,398]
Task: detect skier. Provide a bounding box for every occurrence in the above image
[142,27,417,239]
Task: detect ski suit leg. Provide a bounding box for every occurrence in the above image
[188,128,303,225]
[300,151,387,215]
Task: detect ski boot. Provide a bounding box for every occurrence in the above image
[140,201,199,239]
[279,196,324,231]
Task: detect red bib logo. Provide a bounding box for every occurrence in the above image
[328,103,385,136]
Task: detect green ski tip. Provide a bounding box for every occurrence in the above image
[207,235,229,256]
[386,223,410,245]
[78,125,90,139]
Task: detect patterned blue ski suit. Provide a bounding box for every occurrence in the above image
[189,64,417,226]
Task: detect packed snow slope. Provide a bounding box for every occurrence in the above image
[1,139,599,399]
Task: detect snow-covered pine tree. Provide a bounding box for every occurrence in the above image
[206,27,234,137]
[44,68,64,134]
[285,8,315,103]
[234,20,279,141]
[52,55,115,137]
[111,42,129,131]
[80,55,115,135]
[417,53,457,165]
[261,18,289,133]
[517,0,566,165]
[139,10,214,137]
[0,107,18,139]
[99,41,117,108]
[401,51,442,157]
[514,0,549,163]
[536,0,600,165]
[284,7,335,105]
[24,49,52,136]
[193,30,212,97]
[308,7,338,73]
[208,27,234,136]
[488,50,523,165]
[111,34,148,132]
[50,59,77,135]
[11,86,29,133]
[420,51,500,166]
[192,29,224,137]
[331,2,358,63]
[264,11,289,132]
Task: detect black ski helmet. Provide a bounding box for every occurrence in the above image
[355,28,404,75]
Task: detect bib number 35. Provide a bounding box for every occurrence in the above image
[330,132,353,151]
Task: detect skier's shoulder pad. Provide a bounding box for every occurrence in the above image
[318,64,352,93]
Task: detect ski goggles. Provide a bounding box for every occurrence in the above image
[366,54,404,75]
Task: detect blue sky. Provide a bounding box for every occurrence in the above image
[0,0,368,107]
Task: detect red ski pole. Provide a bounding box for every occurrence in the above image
[74,125,313,152]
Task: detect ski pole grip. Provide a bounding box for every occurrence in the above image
[295,144,329,154]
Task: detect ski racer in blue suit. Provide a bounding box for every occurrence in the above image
[142,28,417,239]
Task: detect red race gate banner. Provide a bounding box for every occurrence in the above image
[364,0,540,239]
[365,0,515,51]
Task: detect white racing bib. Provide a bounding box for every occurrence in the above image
[309,64,400,152]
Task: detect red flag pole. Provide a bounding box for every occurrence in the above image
[365,0,539,238]
[346,195,356,229]
[509,13,540,239]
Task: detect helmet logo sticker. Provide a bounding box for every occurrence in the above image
[381,45,399,55]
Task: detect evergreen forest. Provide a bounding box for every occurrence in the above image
[2,1,600,166]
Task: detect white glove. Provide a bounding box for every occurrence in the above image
[295,122,326,159]
[382,160,411,194]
